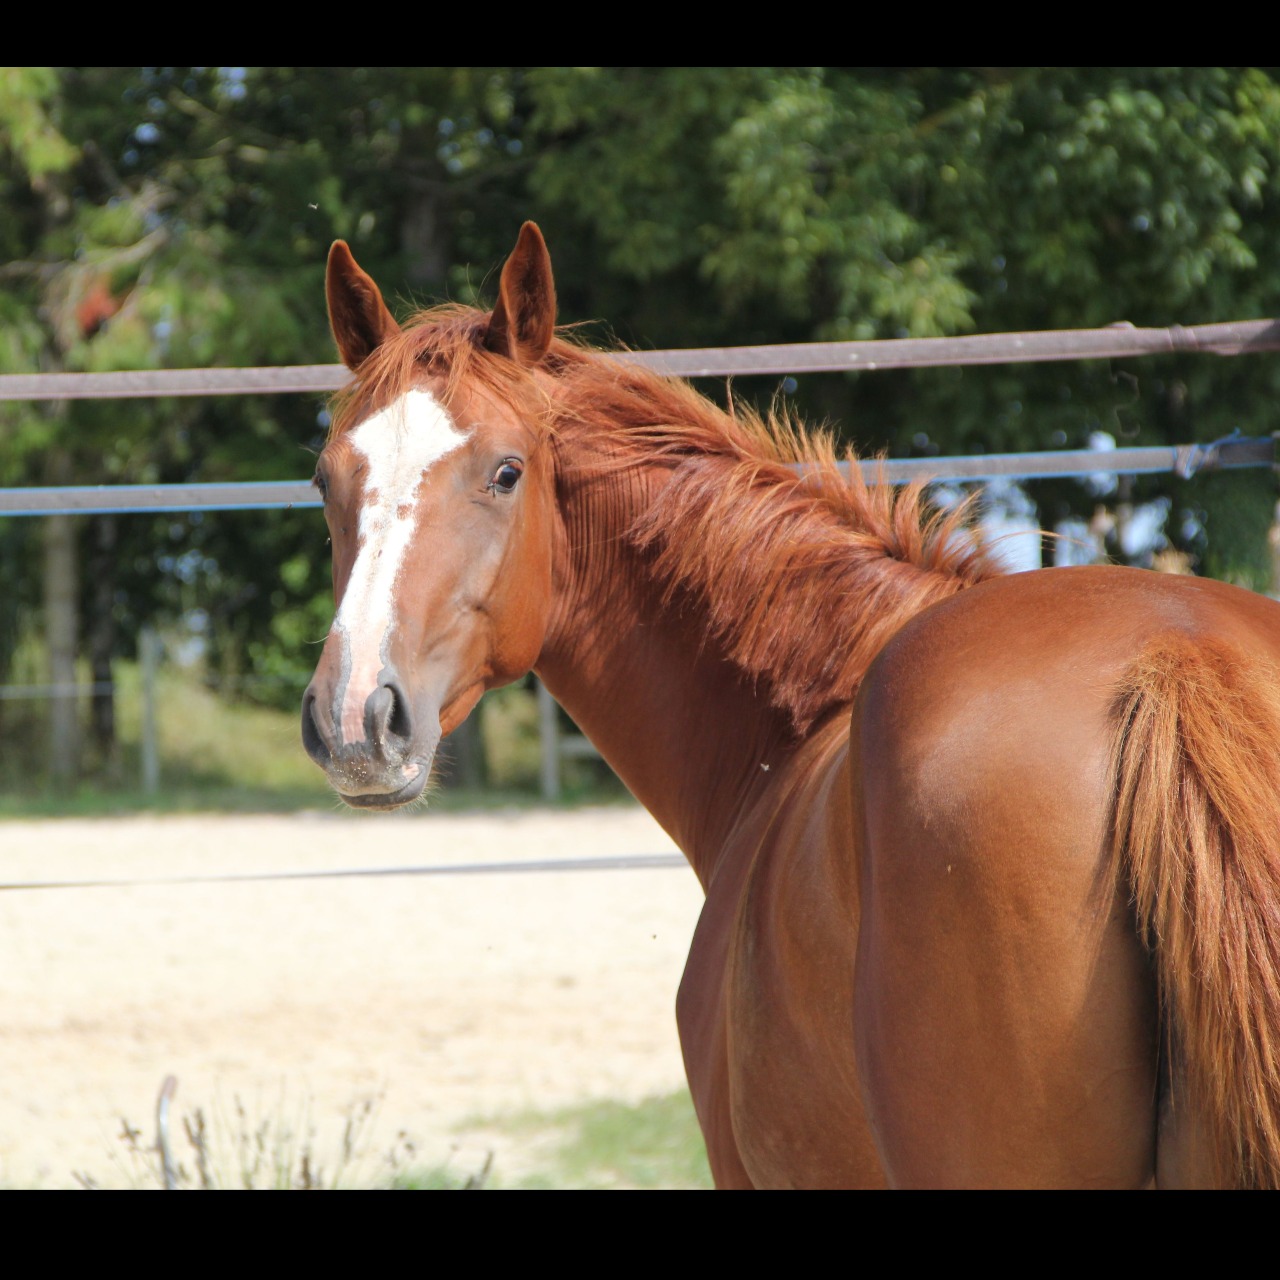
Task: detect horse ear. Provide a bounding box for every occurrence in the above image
[485,222,557,365]
[326,240,400,370]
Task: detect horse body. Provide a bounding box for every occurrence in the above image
[303,223,1280,1188]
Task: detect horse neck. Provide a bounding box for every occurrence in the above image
[535,448,802,887]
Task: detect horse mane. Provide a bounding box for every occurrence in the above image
[545,344,1004,731]
[329,305,1007,734]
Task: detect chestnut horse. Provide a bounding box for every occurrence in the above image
[302,223,1280,1188]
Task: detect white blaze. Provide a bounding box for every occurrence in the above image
[333,389,466,745]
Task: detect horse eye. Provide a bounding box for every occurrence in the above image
[313,472,329,502]
[489,460,523,494]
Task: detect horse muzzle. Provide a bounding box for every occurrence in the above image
[301,676,439,809]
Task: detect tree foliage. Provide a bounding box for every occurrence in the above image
[3,68,1280,775]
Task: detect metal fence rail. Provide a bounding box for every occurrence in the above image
[1,436,1275,516]
[3,316,1279,402]
[0,480,320,516]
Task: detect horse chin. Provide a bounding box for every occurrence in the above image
[331,760,431,810]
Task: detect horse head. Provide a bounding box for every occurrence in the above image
[302,223,560,807]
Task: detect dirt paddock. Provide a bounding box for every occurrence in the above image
[0,805,703,1188]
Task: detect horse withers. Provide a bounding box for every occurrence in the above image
[302,222,1280,1188]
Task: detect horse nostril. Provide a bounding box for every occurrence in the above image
[301,688,331,765]
[367,679,413,750]
[387,682,413,742]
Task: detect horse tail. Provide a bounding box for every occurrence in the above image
[1111,633,1280,1187]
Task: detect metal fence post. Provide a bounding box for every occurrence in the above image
[140,626,160,795]
[537,678,560,802]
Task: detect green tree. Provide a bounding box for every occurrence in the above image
[0,68,535,783]
[518,68,1280,579]
[4,68,1280,794]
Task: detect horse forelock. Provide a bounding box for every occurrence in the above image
[326,304,551,442]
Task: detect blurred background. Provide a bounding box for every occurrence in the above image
[4,67,1280,811]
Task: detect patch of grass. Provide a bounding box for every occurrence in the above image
[75,1082,709,1190]
[384,1156,494,1191]
[0,783,329,819]
[0,658,332,813]
[418,1090,713,1191]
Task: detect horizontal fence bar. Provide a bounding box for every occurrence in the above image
[3,318,1280,402]
[864,434,1277,485]
[1,436,1273,516]
[0,480,320,516]
[0,364,348,402]
[627,318,1280,378]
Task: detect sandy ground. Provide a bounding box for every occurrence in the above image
[0,805,704,1189]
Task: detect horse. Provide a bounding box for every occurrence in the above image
[301,221,1280,1188]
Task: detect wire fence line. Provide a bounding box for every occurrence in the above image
[0,852,691,894]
